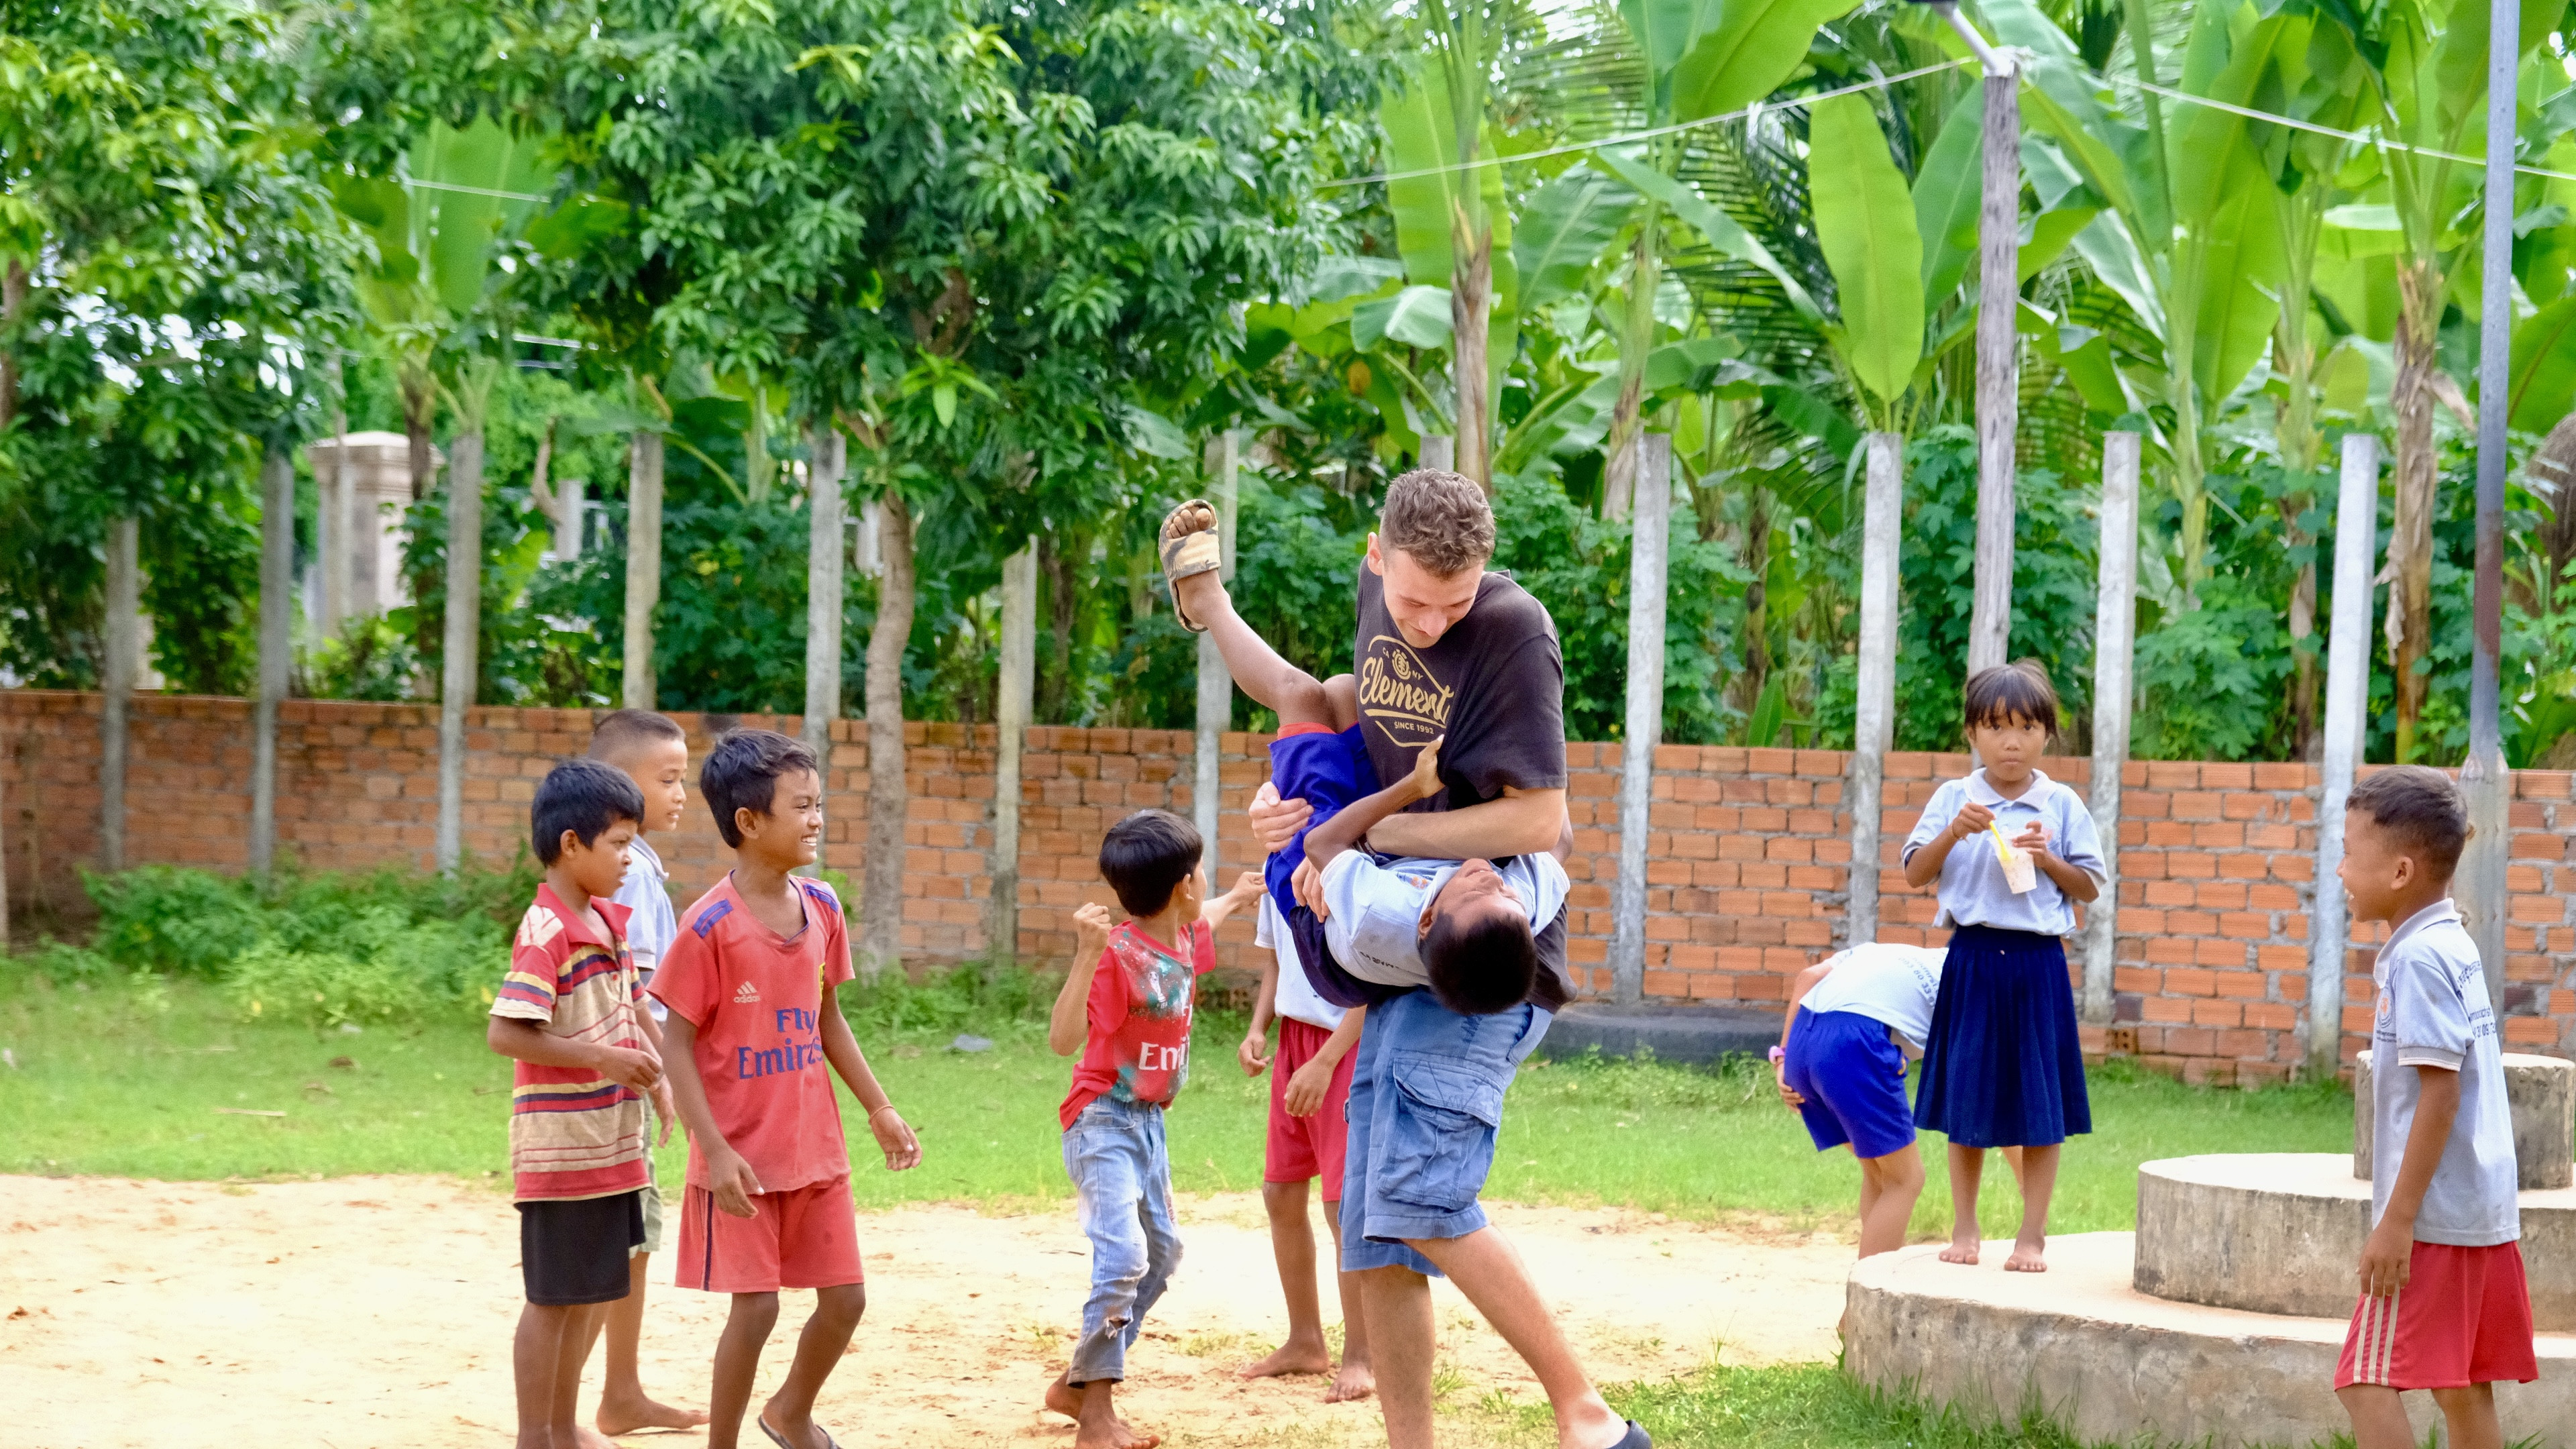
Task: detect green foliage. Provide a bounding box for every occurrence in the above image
[1894,427,2098,752]
[76,860,535,1024]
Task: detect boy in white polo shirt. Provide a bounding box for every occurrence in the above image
[1236,893,1373,1401]
[1773,941,1945,1262]
[2332,766,2532,1449]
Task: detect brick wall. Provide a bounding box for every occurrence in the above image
[6,690,2573,1073]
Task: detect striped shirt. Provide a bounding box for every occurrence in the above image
[490,885,653,1203]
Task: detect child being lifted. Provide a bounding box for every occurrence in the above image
[1155,500,1569,1018]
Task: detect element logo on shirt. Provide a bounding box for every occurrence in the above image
[1359,633,1456,753]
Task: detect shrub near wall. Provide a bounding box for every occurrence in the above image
[5,691,2573,1071]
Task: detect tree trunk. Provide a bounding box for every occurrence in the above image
[101,515,140,872]
[802,424,847,765]
[1449,217,1494,491]
[2388,258,2442,763]
[2083,433,2143,1023]
[434,431,483,873]
[1847,433,1903,948]
[1601,203,1664,521]
[859,489,917,980]
[250,439,294,873]
[1966,68,2019,677]
[2311,433,2381,1078]
[1609,432,1672,1004]
[991,543,1037,965]
[623,431,664,710]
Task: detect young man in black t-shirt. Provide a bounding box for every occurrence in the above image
[1236,471,1644,1449]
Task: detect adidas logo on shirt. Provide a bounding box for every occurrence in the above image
[734,981,761,1004]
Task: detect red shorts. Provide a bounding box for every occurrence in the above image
[2336,1240,2537,1391]
[675,1175,864,1294]
[1264,1016,1356,1201]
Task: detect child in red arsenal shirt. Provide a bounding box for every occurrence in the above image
[1041,809,1261,1449]
[487,759,674,1449]
[651,729,921,1449]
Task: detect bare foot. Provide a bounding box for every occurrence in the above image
[574,1428,621,1449]
[596,1391,710,1436]
[1326,1358,1376,1403]
[2004,1237,2047,1273]
[1237,1340,1332,1380]
[1044,1375,1083,1420]
[1939,1235,1981,1265]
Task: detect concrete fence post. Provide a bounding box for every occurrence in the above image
[1193,431,1240,885]
[2311,432,2380,1079]
[1846,432,1903,947]
[1610,434,1674,1004]
[991,543,1036,964]
[2083,433,2141,1022]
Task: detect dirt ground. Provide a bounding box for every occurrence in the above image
[0,1175,1855,1448]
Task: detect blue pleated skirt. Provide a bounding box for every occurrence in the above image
[1912,924,2092,1148]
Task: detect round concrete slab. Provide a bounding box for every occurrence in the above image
[2353,1051,2574,1189]
[1846,1233,2576,1448]
[2131,1153,2576,1330]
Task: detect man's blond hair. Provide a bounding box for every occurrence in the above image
[1380,470,1494,578]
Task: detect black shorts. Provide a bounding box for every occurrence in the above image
[519,1189,645,1305]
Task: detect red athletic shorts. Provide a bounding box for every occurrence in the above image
[675,1175,863,1294]
[2336,1240,2536,1390]
[1264,1016,1356,1201]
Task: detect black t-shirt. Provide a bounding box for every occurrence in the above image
[1351,563,1571,1010]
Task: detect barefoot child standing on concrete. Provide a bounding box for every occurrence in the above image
[2333,766,2533,1449]
[1043,810,1261,1449]
[1234,898,1373,1401]
[650,729,922,1449]
[1900,662,2102,1273]
[487,759,671,1449]
[576,708,708,1438]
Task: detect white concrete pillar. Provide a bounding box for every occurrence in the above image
[623,431,663,710]
[2311,432,2381,1079]
[1195,431,1241,884]
[2083,433,2141,1022]
[101,515,139,872]
[802,425,847,765]
[250,441,294,873]
[991,543,1037,962]
[1418,435,1454,472]
[1846,432,1903,947]
[435,432,484,873]
[1610,433,1673,1003]
[1965,65,2021,678]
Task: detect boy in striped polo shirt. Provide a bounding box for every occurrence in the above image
[488,758,673,1449]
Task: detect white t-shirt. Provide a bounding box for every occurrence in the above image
[1319,851,1571,990]
[1799,943,1946,1049]
[1253,894,1345,1032]
[2369,900,2518,1246]
[612,835,680,1024]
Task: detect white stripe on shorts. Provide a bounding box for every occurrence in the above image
[2353,1285,2401,1386]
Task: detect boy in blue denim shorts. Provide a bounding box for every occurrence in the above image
[1041,810,1260,1449]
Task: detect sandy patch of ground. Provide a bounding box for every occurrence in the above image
[0,1176,1854,1448]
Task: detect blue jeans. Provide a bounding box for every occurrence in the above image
[1338,988,1550,1275]
[1061,1095,1182,1384]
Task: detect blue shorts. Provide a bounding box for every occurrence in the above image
[1338,987,1551,1276]
[1781,1007,1916,1161]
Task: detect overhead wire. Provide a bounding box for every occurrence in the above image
[2105,72,2576,186]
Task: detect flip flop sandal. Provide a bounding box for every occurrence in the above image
[757,1415,842,1449]
[1157,498,1223,632]
[1605,1421,1652,1449]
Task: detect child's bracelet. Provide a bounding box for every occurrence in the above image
[868,1103,902,1121]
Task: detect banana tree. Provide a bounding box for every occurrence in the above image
[331,114,552,870]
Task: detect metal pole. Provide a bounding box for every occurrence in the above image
[2458,0,2518,1004]
[991,543,1036,965]
[2084,433,2141,1023]
[1194,431,1240,886]
[1847,433,1903,947]
[435,432,484,874]
[1948,6,2019,677]
[1610,433,1673,1004]
[250,440,294,874]
[2312,433,2380,1080]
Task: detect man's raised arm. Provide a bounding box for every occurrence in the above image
[1362,785,1566,861]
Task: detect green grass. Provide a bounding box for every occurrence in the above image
[0,973,2350,1244]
